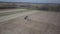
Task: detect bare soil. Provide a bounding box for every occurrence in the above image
[0,11,60,34]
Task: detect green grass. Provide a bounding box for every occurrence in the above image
[0,11,24,17]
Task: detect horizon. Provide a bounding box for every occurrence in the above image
[0,1,60,4]
[0,0,60,3]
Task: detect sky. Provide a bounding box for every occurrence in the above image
[0,0,60,3]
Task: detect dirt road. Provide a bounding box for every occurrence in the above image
[0,10,60,34]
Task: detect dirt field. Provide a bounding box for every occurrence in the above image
[0,10,60,34]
